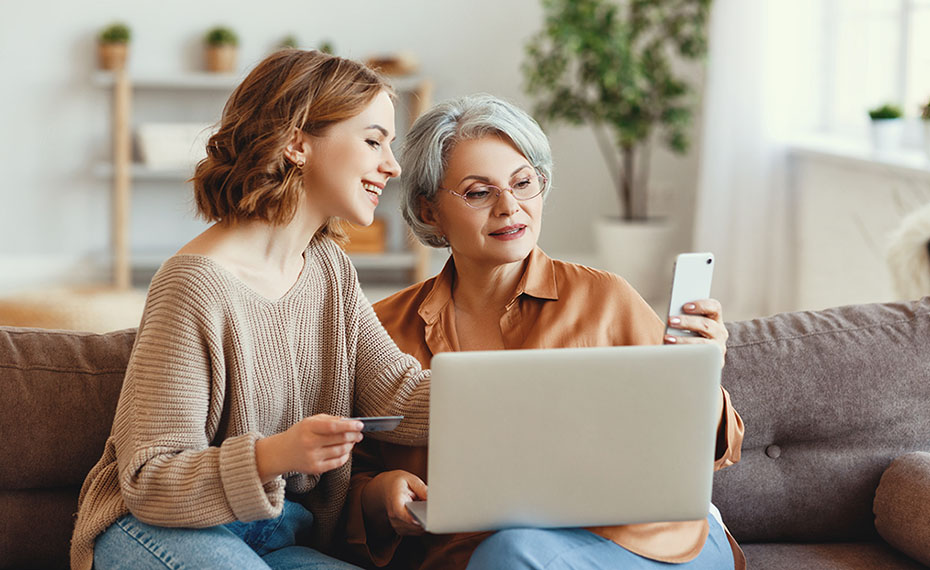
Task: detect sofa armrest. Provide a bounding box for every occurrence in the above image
[874,451,930,566]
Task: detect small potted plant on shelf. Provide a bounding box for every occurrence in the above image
[97,22,130,71]
[318,40,335,55]
[921,98,930,159]
[868,102,904,151]
[278,34,299,50]
[204,26,239,73]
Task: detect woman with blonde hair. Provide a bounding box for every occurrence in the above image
[71,49,430,570]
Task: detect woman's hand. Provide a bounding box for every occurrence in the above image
[361,469,428,536]
[664,298,728,363]
[255,414,364,483]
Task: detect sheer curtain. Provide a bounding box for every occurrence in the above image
[693,0,823,319]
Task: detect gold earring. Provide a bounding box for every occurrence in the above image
[297,160,305,168]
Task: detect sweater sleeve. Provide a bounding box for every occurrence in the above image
[319,244,430,446]
[350,280,430,446]
[113,264,284,527]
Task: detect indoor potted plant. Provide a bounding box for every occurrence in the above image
[522,0,711,298]
[204,26,239,73]
[97,22,130,71]
[278,34,299,50]
[868,102,904,151]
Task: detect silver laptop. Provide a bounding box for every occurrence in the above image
[406,344,722,534]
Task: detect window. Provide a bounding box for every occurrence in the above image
[821,0,930,140]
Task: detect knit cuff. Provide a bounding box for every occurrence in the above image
[356,358,430,446]
[219,432,285,521]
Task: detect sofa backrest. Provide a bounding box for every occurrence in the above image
[0,326,135,570]
[4,300,929,564]
[714,298,930,543]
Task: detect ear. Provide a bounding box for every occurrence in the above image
[283,128,310,166]
[419,195,443,234]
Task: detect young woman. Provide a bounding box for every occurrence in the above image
[342,94,745,569]
[71,50,430,570]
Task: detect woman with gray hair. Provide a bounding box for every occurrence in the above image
[341,94,744,569]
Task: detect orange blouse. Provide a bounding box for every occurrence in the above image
[343,247,745,569]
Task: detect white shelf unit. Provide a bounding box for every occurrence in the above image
[95,70,433,288]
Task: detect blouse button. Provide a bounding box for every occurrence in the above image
[765,444,782,459]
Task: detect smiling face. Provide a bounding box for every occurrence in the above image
[299,90,400,227]
[425,134,544,268]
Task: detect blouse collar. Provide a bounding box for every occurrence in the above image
[416,247,559,326]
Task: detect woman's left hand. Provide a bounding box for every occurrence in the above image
[664,298,728,364]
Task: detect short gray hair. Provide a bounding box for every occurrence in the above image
[400,93,553,248]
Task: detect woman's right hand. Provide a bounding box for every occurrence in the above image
[255,414,364,483]
[362,469,428,536]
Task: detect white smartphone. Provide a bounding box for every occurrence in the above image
[666,253,715,337]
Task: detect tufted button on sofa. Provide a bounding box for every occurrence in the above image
[715,298,930,569]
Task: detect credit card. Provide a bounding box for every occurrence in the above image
[347,415,404,432]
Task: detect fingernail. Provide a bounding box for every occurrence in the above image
[684,303,695,311]
[354,421,364,430]
[669,317,681,325]
[665,335,677,344]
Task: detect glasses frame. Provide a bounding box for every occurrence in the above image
[440,168,548,210]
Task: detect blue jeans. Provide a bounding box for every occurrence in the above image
[466,514,734,569]
[94,499,360,569]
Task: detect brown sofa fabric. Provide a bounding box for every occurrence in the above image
[715,298,930,544]
[874,451,930,567]
[0,326,135,569]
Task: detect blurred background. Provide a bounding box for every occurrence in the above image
[2,0,929,332]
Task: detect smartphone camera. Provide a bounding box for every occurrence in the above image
[706,258,713,264]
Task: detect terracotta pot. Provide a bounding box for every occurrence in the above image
[98,43,128,71]
[206,45,236,73]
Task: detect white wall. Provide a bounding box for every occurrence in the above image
[791,144,930,311]
[0,0,704,291]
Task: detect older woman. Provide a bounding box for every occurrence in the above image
[341,94,744,569]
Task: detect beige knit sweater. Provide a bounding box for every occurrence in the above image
[70,237,430,570]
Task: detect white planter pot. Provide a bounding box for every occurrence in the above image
[923,121,930,160]
[870,118,904,151]
[594,217,677,304]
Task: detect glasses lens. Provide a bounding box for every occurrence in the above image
[461,186,497,208]
[510,170,544,200]
[453,168,545,208]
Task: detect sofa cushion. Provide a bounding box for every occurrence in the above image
[714,298,930,543]
[741,542,927,569]
[0,489,77,569]
[0,326,135,490]
[873,451,930,566]
[0,326,136,569]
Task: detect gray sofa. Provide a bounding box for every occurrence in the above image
[2,299,929,569]
[715,298,930,568]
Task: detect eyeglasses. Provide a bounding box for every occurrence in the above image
[441,168,547,209]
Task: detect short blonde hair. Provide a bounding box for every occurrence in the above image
[192,49,392,239]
